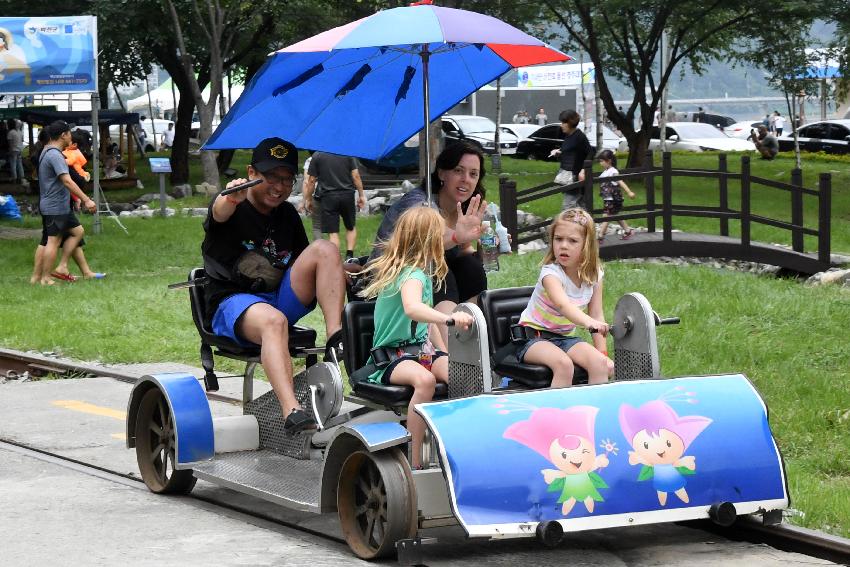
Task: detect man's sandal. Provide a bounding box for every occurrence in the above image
[284,409,317,435]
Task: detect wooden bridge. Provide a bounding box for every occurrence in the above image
[498,152,833,276]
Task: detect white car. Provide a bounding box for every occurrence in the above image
[584,123,628,153]
[442,115,519,154]
[649,122,756,152]
[499,123,540,141]
[724,120,765,140]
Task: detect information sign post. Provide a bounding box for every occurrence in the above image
[149,158,172,216]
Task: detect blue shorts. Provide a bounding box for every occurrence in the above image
[211,269,317,346]
[516,335,584,363]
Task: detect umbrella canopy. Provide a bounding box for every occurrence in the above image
[205,5,570,159]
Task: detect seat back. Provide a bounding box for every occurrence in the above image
[189,267,214,339]
[479,287,535,353]
[341,301,375,377]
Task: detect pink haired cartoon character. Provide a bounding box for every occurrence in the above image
[619,401,712,506]
[504,406,609,516]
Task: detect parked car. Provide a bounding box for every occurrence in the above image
[681,112,737,129]
[515,122,625,160]
[649,122,755,152]
[777,120,850,154]
[724,120,765,139]
[441,115,518,154]
[499,123,540,141]
[359,132,420,174]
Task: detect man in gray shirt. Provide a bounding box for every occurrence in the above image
[33,120,96,285]
[751,125,779,160]
[6,119,24,185]
[303,152,366,260]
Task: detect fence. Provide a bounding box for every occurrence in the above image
[498,151,832,269]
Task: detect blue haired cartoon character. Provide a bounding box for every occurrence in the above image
[504,406,609,516]
[619,400,712,506]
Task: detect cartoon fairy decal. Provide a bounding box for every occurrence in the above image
[503,405,611,516]
[619,396,712,506]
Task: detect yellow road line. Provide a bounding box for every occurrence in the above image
[52,400,126,421]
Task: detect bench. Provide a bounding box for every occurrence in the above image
[341,301,447,408]
[187,267,319,398]
[479,287,589,388]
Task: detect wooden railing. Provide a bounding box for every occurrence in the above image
[498,151,832,267]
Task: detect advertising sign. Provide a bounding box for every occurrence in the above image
[517,62,595,88]
[418,374,788,537]
[0,16,97,94]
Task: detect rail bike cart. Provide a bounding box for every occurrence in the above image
[126,279,788,561]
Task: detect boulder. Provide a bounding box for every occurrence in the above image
[195,182,219,196]
[171,184,193,199]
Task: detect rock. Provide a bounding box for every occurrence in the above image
[518,239,547,254]
[182,208,208,217]
[831,252,850,267]
[109,202,135,213]
[171,184,193,199]
[172,183,193,198]
[366,196,387,215]
[195,182,219,196]
[807,268,850,287]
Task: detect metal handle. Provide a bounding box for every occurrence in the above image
[220,178,262,196]
[167,277,209,290]
[655,316,680,326]
[309,384,325,431]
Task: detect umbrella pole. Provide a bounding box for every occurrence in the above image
[421,44,432,201]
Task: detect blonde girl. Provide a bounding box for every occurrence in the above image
[515,208,613,387]
[358,206,474,468]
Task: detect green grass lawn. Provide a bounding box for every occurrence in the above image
[1,149,848,536]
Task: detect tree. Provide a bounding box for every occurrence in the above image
[539,0,814,167]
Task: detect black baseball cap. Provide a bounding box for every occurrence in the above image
[46,120,72,139]
[251,137,298,174]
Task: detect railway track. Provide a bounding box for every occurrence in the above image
[2,347,849,565]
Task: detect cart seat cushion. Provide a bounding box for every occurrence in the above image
[188,268,316,357]
[353,381,448,407]
[493,348,588,388]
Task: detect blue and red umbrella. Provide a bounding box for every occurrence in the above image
[206,4,569,189]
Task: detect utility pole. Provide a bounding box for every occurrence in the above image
[659,30,669,153]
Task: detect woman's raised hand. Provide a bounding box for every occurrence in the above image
[453,194,488,244]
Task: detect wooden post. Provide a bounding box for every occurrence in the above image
[718,154,729,237]
[499,176,519,253]
[582,159,593,212]
[790,168,804,252]
[740,155,751,253]
[818,172,831,265]
[645,150,655,233]
[662,152,672,242]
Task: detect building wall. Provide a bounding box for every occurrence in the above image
[449,88,578,123]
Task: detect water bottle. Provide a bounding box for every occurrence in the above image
[488,204,512,254]
[480,220,500,273]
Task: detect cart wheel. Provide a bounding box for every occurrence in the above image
[135,388,197,494]
[337,448,417,560]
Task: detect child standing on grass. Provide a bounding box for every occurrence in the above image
[516,208,613,388]
[358,206,474,468]
[596,150,636,243]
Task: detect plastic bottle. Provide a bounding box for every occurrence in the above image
[480,219,500,273]
[488,204,512,254]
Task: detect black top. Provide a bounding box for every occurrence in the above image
[201,198,308,323]
[559,129,591,176]
[307,152,359,194]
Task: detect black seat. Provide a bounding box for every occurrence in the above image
[187,268,317,391]
[342,301,447,407]
[480,287,588,388]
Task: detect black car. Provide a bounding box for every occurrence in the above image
[777,120,850,154]
[515,124,563,160]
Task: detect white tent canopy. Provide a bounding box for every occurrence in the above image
[125,77,244,117]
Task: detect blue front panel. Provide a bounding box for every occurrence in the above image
[152,373,214,465]
[346,421,410,450]
[417,375,787,536]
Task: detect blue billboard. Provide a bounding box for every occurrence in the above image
[417,374,788,537]
[0,16,97,94]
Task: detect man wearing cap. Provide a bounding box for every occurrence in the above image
[34,120,97,285]
[202,137,346,433]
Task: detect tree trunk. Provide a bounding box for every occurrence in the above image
[625,131,652,168]
[216,149,235,173]
[169,91,196,185]
[196,103,219,186]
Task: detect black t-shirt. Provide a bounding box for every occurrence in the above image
[307,152,359,194]
[559,129,591,176]
[201,198,308,323]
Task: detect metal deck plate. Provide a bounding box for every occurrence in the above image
[191,449,323,512]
